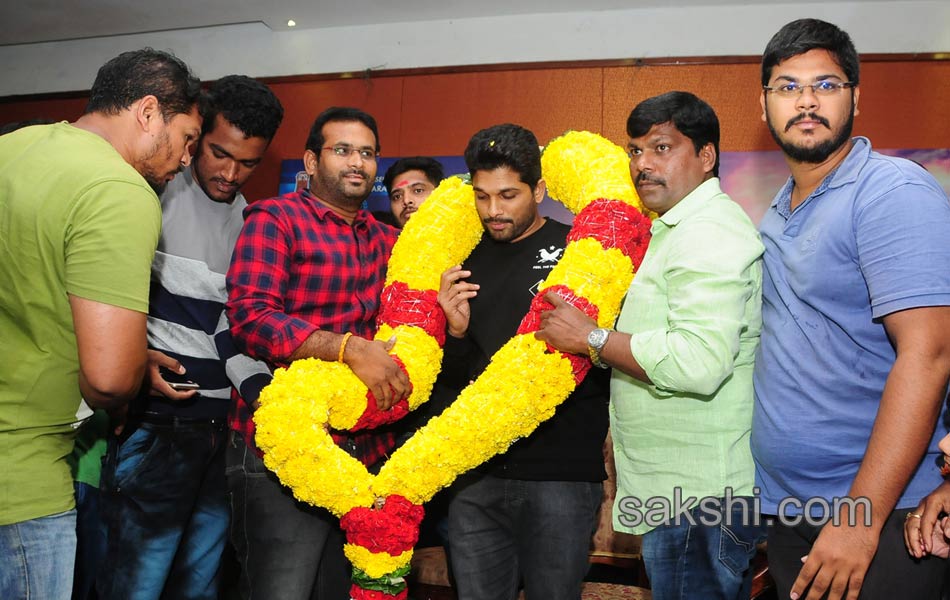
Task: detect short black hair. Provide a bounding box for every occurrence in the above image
[383,157,445,196]
[304,106,380,154]
[761,19,860,87]
[464,124,541,189]
[626,91,720,177]
[202,75,283,142]
[85,48,201,121]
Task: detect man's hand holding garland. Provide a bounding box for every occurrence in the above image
[343,335,410,410]
[535,292,598,355]
[438,265,478,338]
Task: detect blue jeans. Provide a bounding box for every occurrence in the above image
[447,474,602,600]
[225,431,350,600]
[73,481,106,600]
[97,418,229,600]
[641,496,764,600]
[0,510,77,600]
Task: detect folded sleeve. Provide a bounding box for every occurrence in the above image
[226,204,318,362]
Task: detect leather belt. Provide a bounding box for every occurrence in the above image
[138,411,227,428]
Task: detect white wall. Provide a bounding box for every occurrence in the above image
[2,1,948,97]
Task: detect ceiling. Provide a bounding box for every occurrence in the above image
[0,0,885,47]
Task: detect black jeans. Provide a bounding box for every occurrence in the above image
[767,509,946,599]
[225,432,350,600]
[447,474,602,600]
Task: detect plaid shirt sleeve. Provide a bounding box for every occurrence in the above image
[214,311,272,404]
[226,202,319,362]
[226,201,398,467]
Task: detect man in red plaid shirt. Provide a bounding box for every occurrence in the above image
[225,106,411,600]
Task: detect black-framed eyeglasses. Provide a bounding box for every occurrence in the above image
[763,81,856,98]
[322,145,378,161]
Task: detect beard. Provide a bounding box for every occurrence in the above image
[145,178,168,196]
[138,129,178,195]
[313,166,372,209]
[482,215,535,243]
[192,146,240,203]
[767,103,855,164]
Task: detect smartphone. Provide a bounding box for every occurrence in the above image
[168,381,200,391]
[160,367,200,391]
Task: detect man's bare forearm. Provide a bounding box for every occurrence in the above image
[848,355,949,528]
[848,307,950,528]
[288,329,346,362]
[70,294,148,408]
[599,331,652,384]
[286,329,409,409]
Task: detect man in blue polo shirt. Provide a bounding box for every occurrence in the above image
[751,18,950,600]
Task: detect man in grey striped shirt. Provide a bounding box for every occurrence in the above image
[96,75,283,600]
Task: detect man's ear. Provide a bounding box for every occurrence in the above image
[134,95,161,133]
[303,149,319,177]
[760,91,768,124]
[533,179,546,205]
[701,143,717,175]
[853,85,860,118]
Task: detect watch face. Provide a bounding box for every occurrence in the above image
[588,328,609,349]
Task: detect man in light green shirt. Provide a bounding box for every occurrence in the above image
[0,49,201,600]
[537,91,763,600]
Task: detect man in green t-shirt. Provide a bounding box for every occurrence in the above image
[0,48,201,600]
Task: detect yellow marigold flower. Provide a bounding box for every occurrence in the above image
[542,130,652,217]
[540,238,635,327]
[386,176,483,291]
[373,334,576,503]
[256,384,375,515]
[378,323,443,411]
[344,545,413,579]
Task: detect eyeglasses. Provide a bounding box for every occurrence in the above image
[763,80,855,98]
[322,145,378,161]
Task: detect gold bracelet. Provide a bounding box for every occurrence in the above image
[338,332,353,363]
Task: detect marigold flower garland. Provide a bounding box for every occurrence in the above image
[253,131,653,600]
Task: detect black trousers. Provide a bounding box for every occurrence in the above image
[766,509,947,600]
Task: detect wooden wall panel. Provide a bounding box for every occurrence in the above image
[396,68,603,156]
[603,63,771,152]
[0,96,87,125]
[855,60,950,149]
[3,58,949,201]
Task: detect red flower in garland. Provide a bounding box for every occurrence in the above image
[340,495,425,555]
[351,588,408,600]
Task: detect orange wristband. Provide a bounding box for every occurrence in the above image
[338,332,353,362]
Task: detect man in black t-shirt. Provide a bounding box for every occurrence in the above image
[436,123,608,600]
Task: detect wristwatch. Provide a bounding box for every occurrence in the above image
[587,327,612,369]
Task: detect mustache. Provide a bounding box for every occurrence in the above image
[343,168,369,179]
[636,172,665,187]
[785,112,830,132]
[483,218,514,225]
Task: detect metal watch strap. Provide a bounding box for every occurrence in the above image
[587,328,611,369]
